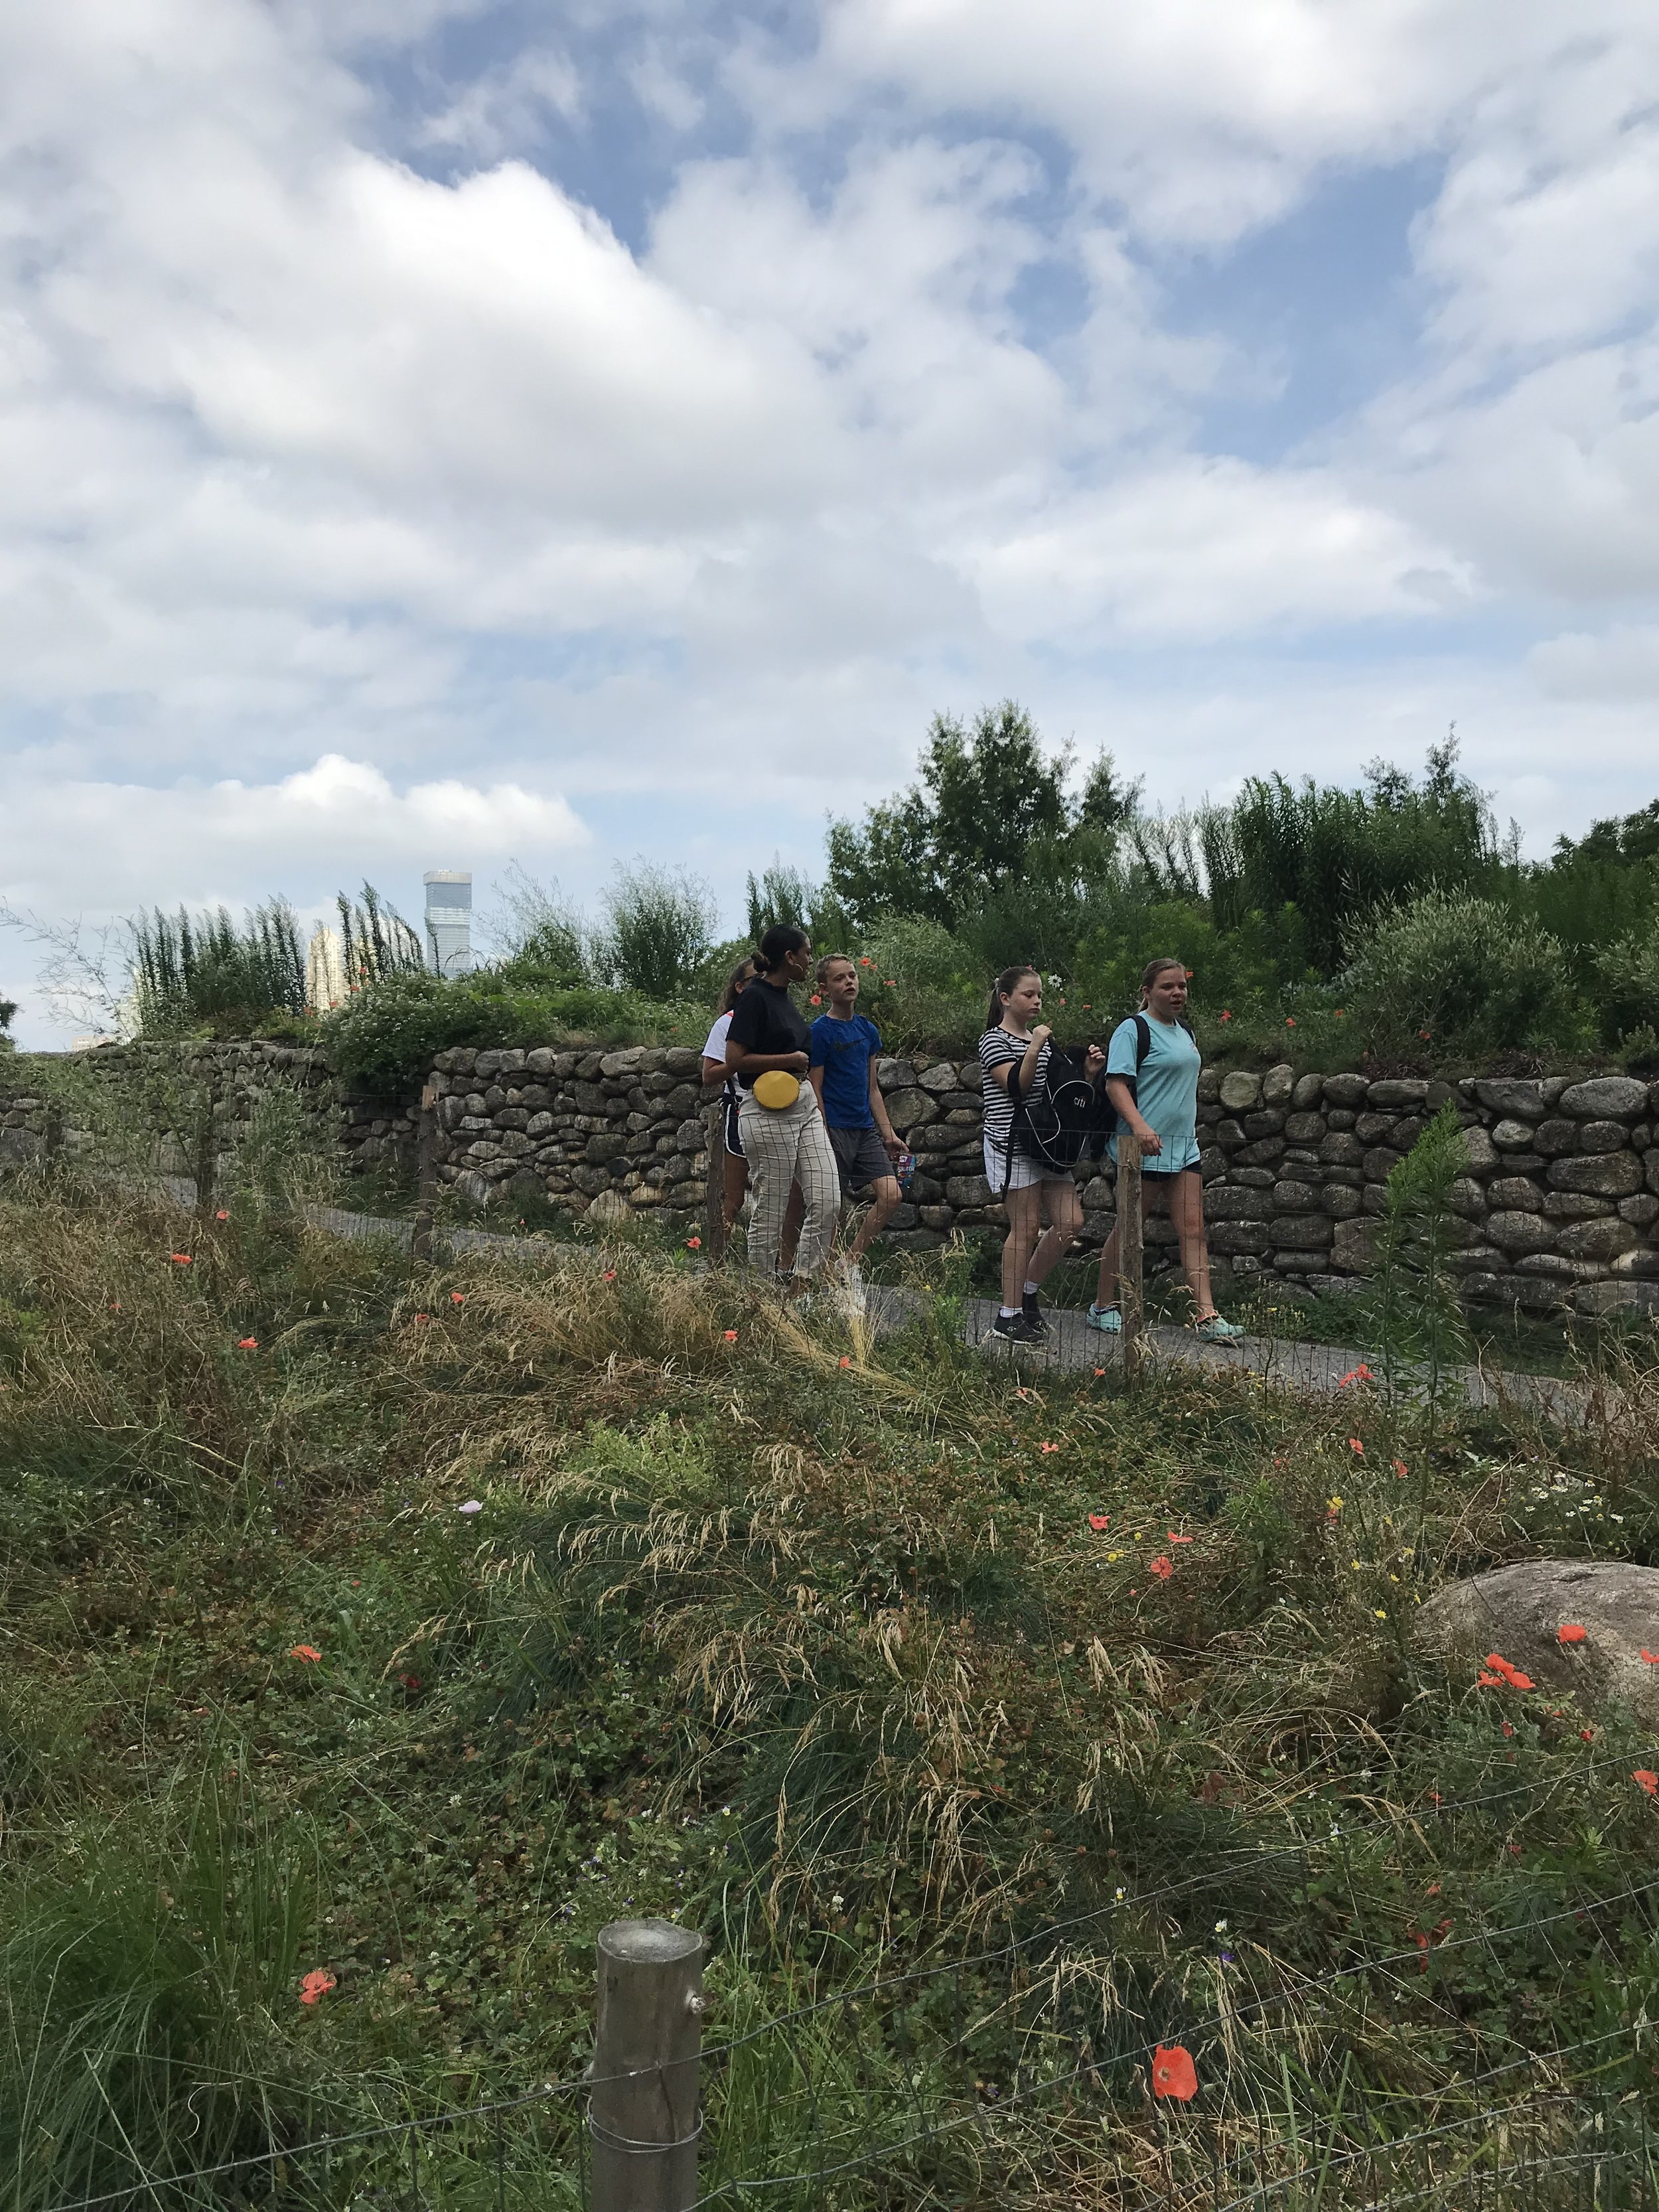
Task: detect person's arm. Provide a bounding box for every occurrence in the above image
[809,1063,826,1107]
[1106,1073,1162,1155]
[701,1056,726,1088]
[869,1057,901,1154]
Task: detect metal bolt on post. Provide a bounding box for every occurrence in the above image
[590,1918,705,2212]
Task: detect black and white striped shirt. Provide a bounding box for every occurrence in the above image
[979,1027,1048,1154]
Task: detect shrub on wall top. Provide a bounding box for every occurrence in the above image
[1340,890,1589,1055]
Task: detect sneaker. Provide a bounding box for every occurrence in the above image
[1021,1291,1050,1339]
[1194,1312,1246,1343]
[1084,1303,1122,1335]
[989,1309,1036,1345]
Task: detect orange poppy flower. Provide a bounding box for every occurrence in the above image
[686,1236,701,1250]
[1149,1556,1174,1582]
[1484,1653,1534,1690]
[1219,1009,1232,1021]
[215,1209,230,1222]
[289,1644,322,1663]
[450,1290,464,1305]
[1580,1728,1596,1741]
[237,1337,257,1350]
[809,994,822,1005]
[1635,1771,1658,1798]
[723,1329,739,1343]
[1285,1017,1297,1028]
[414,1312,429,1323]
[1088,1513,1110,1532]
[859,956,871,966]
[1348,1438,1364,1455]
[170,1253,192,1266]
[1039,1441,1060,1455]
[1642,1650,1659,1664]
[603,1270,616,1282]
[1167,1532,1192,1544]
[299,1969,336,2005]
[838,1355,851,1368]
[1151,2045,1196,2100]
[1557,1624,1587,1645]
[1477,1670,1502,1688]
[1393,1460,1408,1479]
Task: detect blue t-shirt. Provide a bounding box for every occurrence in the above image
[810,1012,882,1128]
[1106,1014,1202,1173]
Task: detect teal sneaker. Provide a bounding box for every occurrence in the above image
[1084,1303,1122,1335]
[1194,1312,1246,1343]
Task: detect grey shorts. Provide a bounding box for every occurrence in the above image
[830,1124,895,1195]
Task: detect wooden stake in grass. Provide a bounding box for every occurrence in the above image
[1118,1132,1145,1384]
[412,1080,438,1264]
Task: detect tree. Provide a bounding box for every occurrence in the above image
[826,701,1129,933]
[597,861,717,999]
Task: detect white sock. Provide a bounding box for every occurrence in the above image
[1000,1305,1020,1319]
[1023,1280,1041,1297]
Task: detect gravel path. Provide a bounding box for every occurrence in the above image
[299,1201,1597,1426]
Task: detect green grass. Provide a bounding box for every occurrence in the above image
[0,1169,1656,2209]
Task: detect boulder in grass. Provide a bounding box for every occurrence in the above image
[1415,1560,1659,1726]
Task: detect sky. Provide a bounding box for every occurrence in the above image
[3,0,1659,1041]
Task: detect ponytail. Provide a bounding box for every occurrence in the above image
[985,964,1039,1029]
[756,922,809,974]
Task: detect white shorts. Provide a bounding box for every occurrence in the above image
[984,1138,1074,1193]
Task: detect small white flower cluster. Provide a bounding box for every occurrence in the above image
[1519,1473,1620,1526]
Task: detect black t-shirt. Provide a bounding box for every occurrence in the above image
[727,978,810,1090]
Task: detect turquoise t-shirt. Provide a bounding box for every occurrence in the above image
[1106,1014,1202,1173]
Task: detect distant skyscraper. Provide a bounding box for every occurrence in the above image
[424,871,472,976]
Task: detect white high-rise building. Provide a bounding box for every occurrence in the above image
[424,871,472,976]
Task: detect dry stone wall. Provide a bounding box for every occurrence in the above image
[430,1047,1659,1316]
[7,1037,1658,1317]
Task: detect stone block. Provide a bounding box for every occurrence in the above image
[1492,1119,1539,1150]
[1271,1214,1334,1248]
[1220,1070,1262,1110]
[474,1050,503,1077]
[1320,1131,1366,1167]
[1474,1078,1546,1118]
[944,1174,992,1208]
[883,1088,936,1130]
[1331,1217,1378,1272]
[1196,1068,1222,1103]
[876,1058,917,1091]
[1486,1175,1542,1210]
[1612,1250,1659,1279]
[1363,1147,1407,1183]
[1619,1194,1659,1228]
[1244,1110,1287,1139]
[1327,1108,1356,1130]
[1367,1078,1429,1107]
[1486,1210,1559,1256]
[1285,1111,1325,1143]
[917,1061,958,1094]
[1559,1076,1648,1120]
[1271,1179,1320,1210]
[1261,1063,1295,1106]
[1235,1138,1287,1167]
[1448,1176,1488,1217]
[1321,1183,1362,1219]
[1542,1191,1614,1220]
[1555,1218,1640,1262]
[600,1048,646,1078]
[570,1165,613,1196]
[1209,1221,1272,1254]
[1323,1073,1367,1106]
[1650,1150,1659,1195]
[1534,1118,1577,1156]
[1575,1281,1659,1318]
[585,1132,629,1164]
[1215,1118,1246,1145]
[1575,1120,1628,1155]
[1354,1112,1397,1144]
[1206,1185,1275,1220]
[1292,1072,1324,1110]
[1234,1167,1276,1187]
[525,1047,557,1076]
[1549,1151,1643,1197]
[1461,1124,1499,1173]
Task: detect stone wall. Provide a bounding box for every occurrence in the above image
[429,1047,1659,1317]
[7,1038,1658,1317]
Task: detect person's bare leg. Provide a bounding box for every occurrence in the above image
[848,1175,901,1263]
[1171,1169,1218,1317]
[779,1181,806,1274]
[1000,1183,1043,1309]
[1094,1220,1121,1309]
[1025,1183,1082,1288]
[723,1153,749,1234]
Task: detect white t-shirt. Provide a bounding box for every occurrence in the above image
[702,1011,733,1065]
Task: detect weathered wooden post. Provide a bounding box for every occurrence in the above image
[702,1100,726,1261]
[193,1070,220,1225]
[411,1080,438,1265]
[590,1919,705,2212]
[1118,1132,1145,1384]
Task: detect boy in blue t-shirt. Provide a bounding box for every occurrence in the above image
[808,955,905,1271]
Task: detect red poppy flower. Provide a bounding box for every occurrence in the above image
[170,1253,192,1266]
[450,1290,464,1305]
[299,1969,336,2006]
[1167,1532,1193,1544]
[859,956,871,966]
[1219,1009,1232,1022]
[686,1236,701,1250]
[723,1329,739,1343]
[109,1301,121,1311]
[1635,1771,1658,1797]
[289,1644,322,1663]
[603,1270,616,1282]
[1500,1721,1514,1737]
[1419,1029,1431,1041]
[215,1209,230,1222]
[1393,1460,1408,1479]
[1642,1651,1659,1665]
[1484,1653,1534,1691]
[1285,1017,1297,1028]
[1580,1728,1596,1742]
[839,1355,851,1368]
[1477,1671,1502,1688]
[1557,1624,1587,1645]
[809,994,822,1005]
[1337,1364,1373,1388]
[237,1337,257,1350]
[1151,2045,1196,2100]
[1039,1441,1060,1455]
[1088,1513,1110,1532]
[400,1672,422,1692]
[1149,1556,1174,1582]
[1348,1438,1364,1455]
[1092,1366,1105,1377]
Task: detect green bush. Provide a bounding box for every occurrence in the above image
[595,862,717,999]
[1595,917,1659,1047]
[1340,890,1588,1055]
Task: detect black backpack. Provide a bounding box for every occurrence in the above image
[999,1044,1114,1187]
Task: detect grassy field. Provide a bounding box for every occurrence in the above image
[2,1157,1658,2210]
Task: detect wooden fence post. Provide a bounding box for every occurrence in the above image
[1118,1133,1145,1384]
[591,1918,705,2212]
[703,1100,726,1262]
[411,1081,437,1265]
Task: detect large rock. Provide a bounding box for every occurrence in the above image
[1550,1151,1643,1197]
[1261,1063,1295,1107]
[1576,1281,1659,1317]
[1367,1078,1429,1107]
[1559,1076,1649,1121]
[1486,1210,1559,1256]
[1418,1560,1659,1725]
[1474,1078,1546,1120]
[1331,1217,1378,1272]
[1220,1070,1262,1111]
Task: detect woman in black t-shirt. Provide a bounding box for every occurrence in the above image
[725,924,841,1282]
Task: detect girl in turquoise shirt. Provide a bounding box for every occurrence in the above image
[1087,956,1244,1345]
